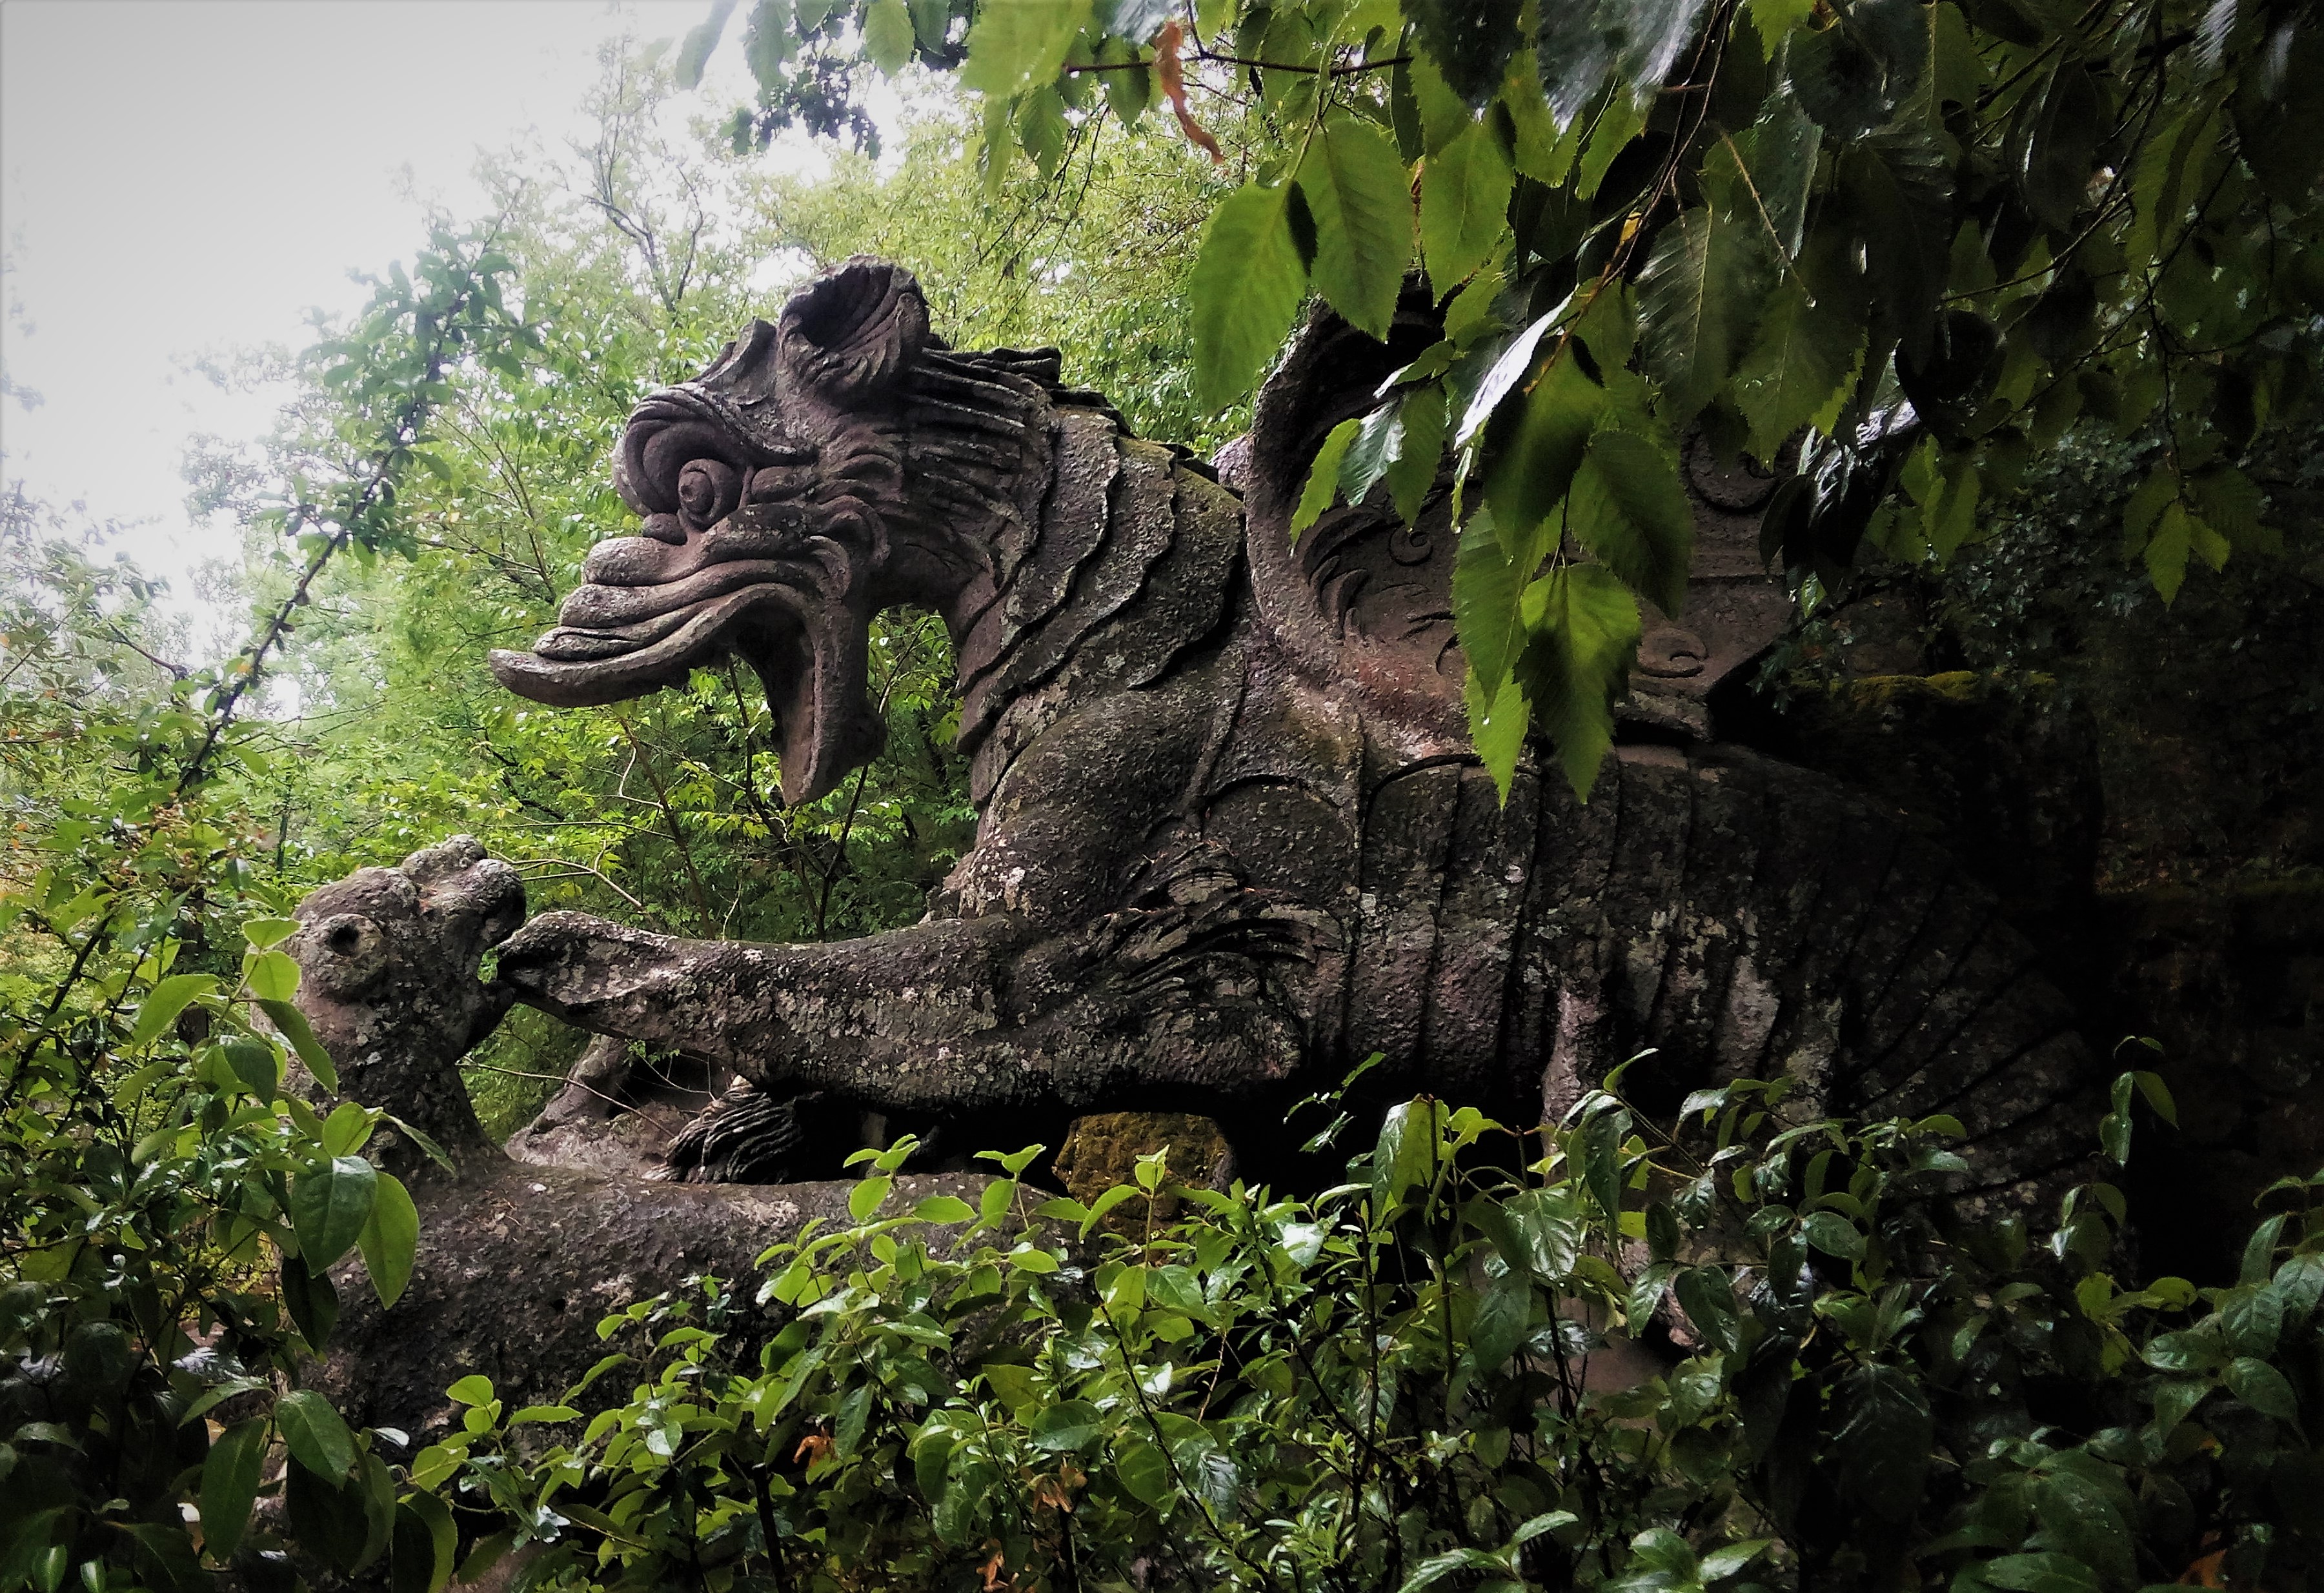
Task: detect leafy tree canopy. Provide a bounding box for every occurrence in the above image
[687,0,2324,794]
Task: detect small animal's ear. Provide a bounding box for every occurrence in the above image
[778,256,929,403]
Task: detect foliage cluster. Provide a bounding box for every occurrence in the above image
[692,0,2324,799]
[0,229,525,1592]
[416,1067,2324,1593]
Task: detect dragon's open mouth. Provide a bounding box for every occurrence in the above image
[489,506,885,806]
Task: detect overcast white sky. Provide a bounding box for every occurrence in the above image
[0,0,771,628]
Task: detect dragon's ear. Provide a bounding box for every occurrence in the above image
[778,256,930,403]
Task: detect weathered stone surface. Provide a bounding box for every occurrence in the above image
[288,838,995,1439]
[307,260,2101,1248]
[1054,1112,1237,1229]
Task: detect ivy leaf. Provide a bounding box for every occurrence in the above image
[863,0,916,74]
[960,0,1091,97]
[201,1418,269,1563]
[1189,183,1308,412]
[1297,117,1411,341]
[276,1388,358,1482]
[1513,563,1640,799]
[292,1155,379,1272]
[1568,428,1693,615]
[1731,272,1862,461]
[357,1172,420,1310]
[1422,122,1513,292]
[1637,206,1772,427]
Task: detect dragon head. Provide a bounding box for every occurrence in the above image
[490,257,1053,805]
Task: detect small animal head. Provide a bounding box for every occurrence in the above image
[490,256,1068,804]
[288,836,525,1152]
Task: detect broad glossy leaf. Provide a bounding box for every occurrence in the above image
[1786,0,1926,136]
[1637,206,1772,427]
[1831,1362,1932,1521]
[292,1155,378,1271]
[278,1388,358,1481]
[1422,121,1513,292]
[2225,1356,2301,1423]
[1406,0,1522,104]
[960,0,1092,97]
[1029,1399,1103,1451]
[357,1172,419,1308]
[201,1417,268,1562]
[259,999,338,1094]
[1567,427,1693,615]
[1189,183,1308,412]
[128,972,216,1050]
[1298,117,1411,340]
[243,948,299,1002]
[1673,1265,1740,1352]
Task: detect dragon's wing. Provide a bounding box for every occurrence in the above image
[1236,287,1795,746]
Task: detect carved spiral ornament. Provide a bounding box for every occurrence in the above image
[678,459,742,531]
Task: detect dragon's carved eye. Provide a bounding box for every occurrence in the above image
[676,459,742,530]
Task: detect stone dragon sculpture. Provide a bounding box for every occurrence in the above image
[294,254,2102,1215]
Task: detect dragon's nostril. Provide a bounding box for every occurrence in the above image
[327,923,362,955]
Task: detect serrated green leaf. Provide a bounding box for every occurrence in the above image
[1386,384,1449,522]
[1732,273,1861,461]
[1568,428,1693,615]
[960,0,1091,97]
[1513,563,1639,799]
[864,0,916,72]
[1482,352,1605,535]
[1298,116,1411,340]
[1422,121,1513,291]
[1189,183,1308,412]
[1294,419,1362,537]
[1535,0,1712,127]
[1638,205,1773,426]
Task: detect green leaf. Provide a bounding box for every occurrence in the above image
[1294,419,1363,537]
[912,1194,977,1224]
[675,0,739,88]
[392,1493,458,1593]
[1513,563,1639,800]
[960,0,1091,97]
[1732,272,1861,461]
[2225,1356,2301,1424]
[259,999,338,1094]
[292,1155,378,1271]
[1535,0,1712,127]
[1673,1265,1740,1353]
[1117,1437,1172,1505]
[241,916,301,950]
[1831,1362,1932,1521]
[201,1418,268,1562]
[276,1388,358,1481]
[447,1374,495,1406]
[1386,384,1450,523]
[1803,1210,1866,1260]
[850,1175,894,1221]
[129,973,216,1050]
[321,1102,373,1157]
[243,948,300,1002]
[1637,205,1772,426]
[1298,117,1411,340]
[1189,183,1308,412]
[357,1172,419,1309]
[1568,428,1693,615]
[1029,1399,1103,1451]
[1422,121,1513,291]
[1482,352,1605,535]
[1466,670,1531,805]
[864,0,916,73]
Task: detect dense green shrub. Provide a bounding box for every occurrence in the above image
[419,1067,2324,1593]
